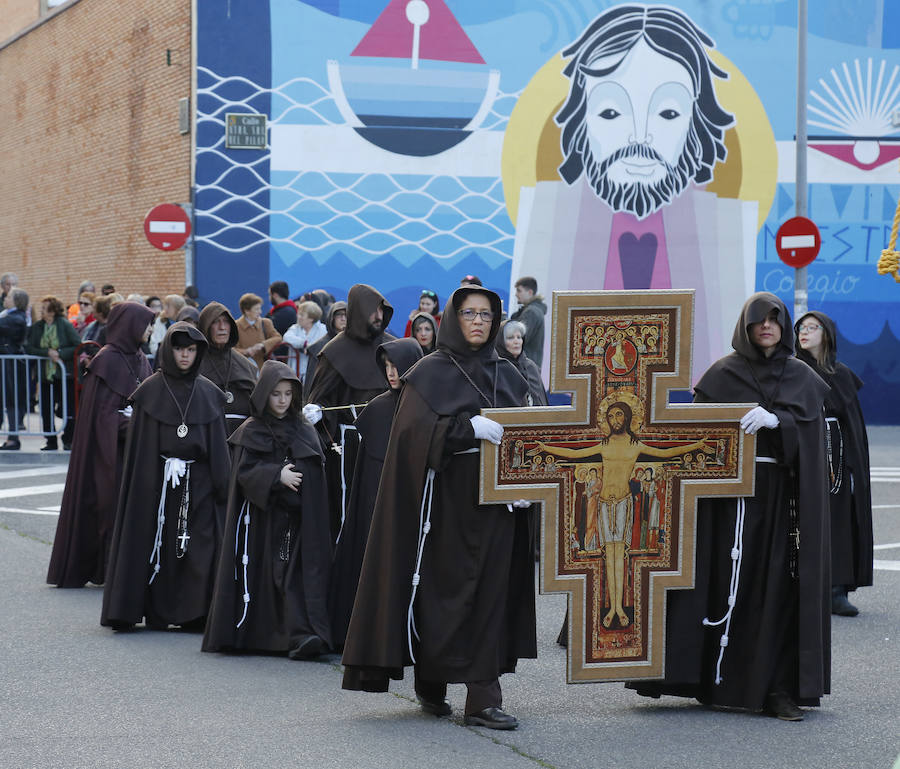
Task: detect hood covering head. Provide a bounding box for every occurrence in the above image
[376,338,424,387]
[250,359,302,418]
[199,301,239,349]
[410,311,437,351]
[731,292,794,361]
[105,301,156,354]
[176,305,200,325]
[158,321,208,378]
[437,287,502,360]
[325,300,347,337]
[794,310,837,372]
[345,284,394,342]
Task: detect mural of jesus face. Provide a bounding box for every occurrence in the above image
[584,39,694,188]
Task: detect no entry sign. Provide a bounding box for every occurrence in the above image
[144,204,191,251]
[775,216,821,268]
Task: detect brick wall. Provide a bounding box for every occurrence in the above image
[0,0,39,44]
[0,0,192,308]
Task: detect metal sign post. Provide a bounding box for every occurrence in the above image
[794,0,809,319]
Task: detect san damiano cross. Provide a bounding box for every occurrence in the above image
[480,291,757,682]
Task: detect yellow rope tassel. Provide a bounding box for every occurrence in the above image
[877,161,900,282]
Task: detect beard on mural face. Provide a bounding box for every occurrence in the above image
[583,141,698,220]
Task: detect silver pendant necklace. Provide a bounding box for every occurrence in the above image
[161,374,197,439]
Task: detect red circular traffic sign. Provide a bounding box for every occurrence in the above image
[775,216,821,268]
[144,204,191,251]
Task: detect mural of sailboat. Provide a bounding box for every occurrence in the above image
[327,0,500,157]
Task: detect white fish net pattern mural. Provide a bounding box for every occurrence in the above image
[195,66,519,265]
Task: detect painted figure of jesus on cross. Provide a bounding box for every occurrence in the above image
[480,291,756,683]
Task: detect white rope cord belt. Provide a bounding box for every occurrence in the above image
[407,467,436,664]
[148,457,194,585]
[334,408,359,546]
[235,499,252,628]
[225,413,249,420]
[702,497,746,685]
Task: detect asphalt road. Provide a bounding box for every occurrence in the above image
[1,428,898,769]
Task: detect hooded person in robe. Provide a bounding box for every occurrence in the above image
[341,287,534,730]
[197,302,258,436]
[302,300,346,403]
[627,292,830,721]
[328,337,423,650]
[495,319,548,407]
[304,285,395,541]
[795,311,873,616]
[203,360,332,659]
[101,322,231,630]
[47,301,156,588]
[410,311,437,355]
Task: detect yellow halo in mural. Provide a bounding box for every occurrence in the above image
[501,48,777,231]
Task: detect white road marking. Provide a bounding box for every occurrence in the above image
[0,467,68,481]
[0,483,66,500]
[873,543,900,550]
[873,560,900,571]
[873,505,900,509]
[0,506,59,516]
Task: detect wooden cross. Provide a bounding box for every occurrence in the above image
[481,291,757,682]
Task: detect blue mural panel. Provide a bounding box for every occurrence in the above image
[194,0,900,421]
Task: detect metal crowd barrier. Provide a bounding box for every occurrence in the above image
[0,354,69,438]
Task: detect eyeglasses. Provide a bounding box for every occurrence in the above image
[458,308,494,322]
[421,290,437,298]
[797,323,821,333]
[79,301,92,306]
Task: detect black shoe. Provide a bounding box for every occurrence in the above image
[108,621,135,632]
[62,442,72,451]
[0,440,20,451]
[464,707,519,730]
[831,586,859,617]
[764,692,804,721]
[288,635,325,660]
[41,440,58,451]
[417,695,451,717]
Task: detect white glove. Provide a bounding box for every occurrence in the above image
[302,403,323,425]
[470,415,504,445]
[740,406,779,435]
[506,499,532,512]
[119,405,133,419]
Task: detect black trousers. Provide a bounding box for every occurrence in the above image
[40,376,74,444]
[414,669,502,715]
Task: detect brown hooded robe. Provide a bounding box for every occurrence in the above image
[341,287,534,693]
[198,302,258,436]
[328,337,423,649]
[628,292,831,710]
[202,360,333,655]
[306,285,395,541]
[101,323,231,629]
[795,311,873,591]
[47,302,156,587]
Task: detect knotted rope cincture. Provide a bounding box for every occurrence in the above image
[702,497,746,685]
[148,457,194,585]
[235,499,252,628]
[877,166,900,283]
[407,468,436,664]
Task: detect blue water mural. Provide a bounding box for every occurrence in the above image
[194,0,900,422]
